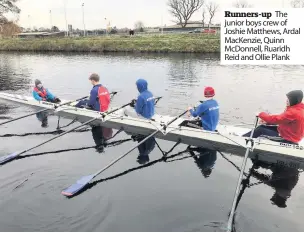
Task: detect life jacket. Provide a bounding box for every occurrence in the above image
[34,87,47,98]
[97,86,110,112]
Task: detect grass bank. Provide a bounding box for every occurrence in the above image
[0,34,220,53]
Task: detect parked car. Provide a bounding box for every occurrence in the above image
[202,29,216,34]
[188,28,203,33]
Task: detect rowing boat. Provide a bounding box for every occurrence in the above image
[0,92,303,169]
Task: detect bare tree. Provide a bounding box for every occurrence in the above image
[134,21,144,29]
[0,0,20,21]
[168,0,204,28]
[233,0,252,8]
[134,21,144,32]
[206,1,219,27]
[290,0,304,7]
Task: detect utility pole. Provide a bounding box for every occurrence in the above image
[104,17,107,36]
[63,0,68,36]
[28,15,31,31]
[50,10,52,31]
[161,15,163,34]
[82,3,86,36]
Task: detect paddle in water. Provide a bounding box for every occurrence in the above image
[0,101,132,165]
[61,109,189,197]
[226,116,259,232]
[0,96,89,127]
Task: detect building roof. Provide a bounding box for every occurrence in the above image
[163,23,220,29]
[16,32,64,36]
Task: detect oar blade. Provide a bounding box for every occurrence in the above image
[61,175,94,197]
[0,151,20,165]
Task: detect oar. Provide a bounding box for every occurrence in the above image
[61,109,189,197]
[226,116,259,232]
[0,101,132,165]
[0,96,88,127]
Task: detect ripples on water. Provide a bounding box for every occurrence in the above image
[0,52,304,231]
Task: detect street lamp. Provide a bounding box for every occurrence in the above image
[50,10,53,31]
[104,17,107,36]
[63,0,68,36]
[82,3,86,36]
[28,15,31,31]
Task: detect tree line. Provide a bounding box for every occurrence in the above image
[1,0,304,37]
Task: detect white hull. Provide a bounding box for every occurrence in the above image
[0,92,303,169]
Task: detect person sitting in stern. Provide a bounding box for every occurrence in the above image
[33,79,61,103]
[243,90,304,144]
[186,87,219,131]
[75,73,110,112]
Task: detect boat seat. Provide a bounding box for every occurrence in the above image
[260,135,298,145]
[179,120,202,129]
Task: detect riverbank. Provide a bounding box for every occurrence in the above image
[0,34,220,53]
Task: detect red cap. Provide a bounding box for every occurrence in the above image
[204,87,215,97]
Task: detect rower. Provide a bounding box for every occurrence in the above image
[75,73,110,112]
[243,90,304,144]
[125,78,155,119]
[33,79,61,103]
[185,87,219,131]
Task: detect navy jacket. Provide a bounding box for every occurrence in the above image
[135,79,155,119]
[88,84,110,112]
[190,99,219,131]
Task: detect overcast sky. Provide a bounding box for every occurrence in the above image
[13,0,288,30]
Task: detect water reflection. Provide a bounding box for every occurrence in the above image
[36,112,49,128]
[91,126,113,153]
[0,53,31,92]
[131,135,156,165]
[0,103,12,120]
[167,55,201,111]
[251,162,300,208]
[189,147,217,178]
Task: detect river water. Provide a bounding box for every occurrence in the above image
[0,52,304,231]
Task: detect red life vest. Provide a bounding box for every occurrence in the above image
[97,86,110,112]
[34,87,47,98]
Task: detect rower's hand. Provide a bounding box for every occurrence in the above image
[54,98,61,103]
[130,99,136,108]
[187,107,192,117]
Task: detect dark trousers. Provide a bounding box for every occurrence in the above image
[243,125,296,144]
[243,125,279,138]
[75,99,89,108]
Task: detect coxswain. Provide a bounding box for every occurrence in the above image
[33,79,61,103]
[243,90,304,144]
[75,73,110,112]
[186,87,219,131]
[127,78,155,119]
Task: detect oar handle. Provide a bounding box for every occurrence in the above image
[54,96,88,109]
[101,102,132,117]
[163,110,188,130]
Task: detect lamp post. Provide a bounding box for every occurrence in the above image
[28,15,31,31]
[161,15,163,34]
[82,3,86,36]
[104,17,107,36]
[63,0,68,36]
[50,10,53,30]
